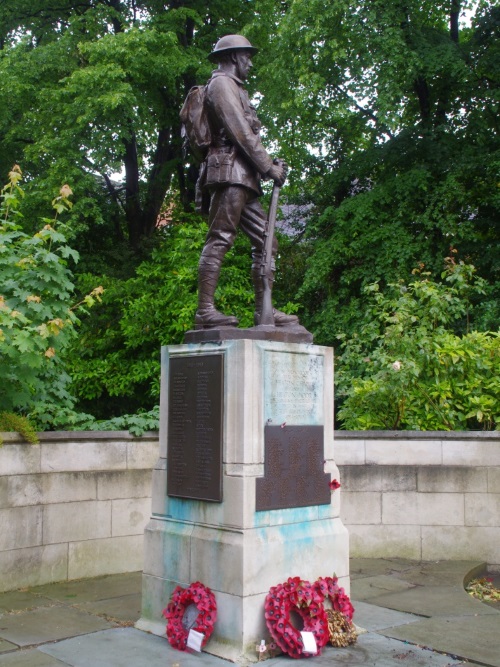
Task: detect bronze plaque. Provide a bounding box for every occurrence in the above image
[256,425,331,511]
[167,354,223,502]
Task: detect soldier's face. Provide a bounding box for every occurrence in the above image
[235,51,253,81]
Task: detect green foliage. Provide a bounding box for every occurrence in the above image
[66,209,255,418]
[0,0,262,250]
[28,403,159,436]
[336,258,500,431]
[251,0,500,345]
[0,167,81,414]
[0,411,39,444]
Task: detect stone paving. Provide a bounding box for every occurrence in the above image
[0,560,497,666]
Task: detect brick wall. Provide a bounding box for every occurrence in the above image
[335,431,500,567]
[0,431,158,592]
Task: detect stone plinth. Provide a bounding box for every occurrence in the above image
[137,339,349,663]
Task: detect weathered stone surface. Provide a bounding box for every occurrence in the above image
[68,535,143,580]
[382,491,465,526]
[381,614,500,667]
[465,493,500,527]
[340,466,417,493]
[0,544,67,593]
[366,440,442,466]
[42,472,97,504]
[0,605,113,647]
[418,466,488,493]
[126,440,159,470]
[0,475,42,509]
[488,467,500,493]
[348,525,421,560]
[31,572,142,604]
[111,497,151,536]
[442,439,500,466]
[97,470,152,501]
[43,500,111,544]
[335,439,366,465]
[0,506,42,551]
[41,441,127,473]
[341,491,382,525]
[422,525,500,565]
[0,444,40,476]
[351,574,415,601]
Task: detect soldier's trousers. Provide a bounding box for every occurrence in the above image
[200,185,277,270]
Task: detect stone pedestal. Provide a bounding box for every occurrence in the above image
[137,339,349,664]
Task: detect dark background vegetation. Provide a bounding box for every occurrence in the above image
[0,0,498,430]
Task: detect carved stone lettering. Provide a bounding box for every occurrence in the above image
[264,351,324,425]
[167,354,223,502]
[256,425,331,511]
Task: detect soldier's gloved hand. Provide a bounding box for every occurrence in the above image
[266,159,288,187]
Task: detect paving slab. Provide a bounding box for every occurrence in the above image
[381,614,500,667]
[395,561,485,587]
[28,573,142,605]
[366,584,499,618]
[74,592,142,623]
[40,627,226,667]
[351,575,416,601]
[0,605,114,647]
[0,650,69,666]
[0,640,17,655]
[264,632,472,666]
[352,600,422,632]
[350,558,417,580]
[0,592,55,614]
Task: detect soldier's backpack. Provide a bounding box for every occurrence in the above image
[179,85,211,163]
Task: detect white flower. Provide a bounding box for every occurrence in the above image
[392,361,402,371]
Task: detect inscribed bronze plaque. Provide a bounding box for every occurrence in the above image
[256,425,331,511]
[167,354,223,502]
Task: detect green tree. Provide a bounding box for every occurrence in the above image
[0,0,259,251]
[336,257,500,430]
[0,166,100,416]
[250,0,500,343]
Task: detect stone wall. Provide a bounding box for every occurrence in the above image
[0,431,158,593]
[336,431,500,567]
[1,430,499,592]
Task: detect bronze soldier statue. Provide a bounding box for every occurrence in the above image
[194,34,300,330]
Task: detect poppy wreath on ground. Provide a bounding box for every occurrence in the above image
[314,576,354,622]
[264,577,329,659]
[162,581,217,651]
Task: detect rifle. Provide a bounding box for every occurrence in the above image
[259,180,281,326]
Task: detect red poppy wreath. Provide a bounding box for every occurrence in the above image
[314,576,354,621]
[264,577,329,659]
[163,581,217,651]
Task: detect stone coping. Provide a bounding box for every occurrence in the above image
[1,430,497,443]
[0,430,159,443]
[336,430,499,440]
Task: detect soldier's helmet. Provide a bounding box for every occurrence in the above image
[208,35,258,62]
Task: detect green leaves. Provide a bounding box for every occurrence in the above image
[336,259,500,431]
[0,170,86,415]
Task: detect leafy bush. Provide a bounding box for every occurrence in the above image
[0,166,103,435]
[336,256,500,430]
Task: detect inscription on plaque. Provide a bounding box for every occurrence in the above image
[264,352,324,425]
[256,425,331,511]
[167,354,223,502]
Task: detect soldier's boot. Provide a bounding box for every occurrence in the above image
[195,258,239,329]
[252,266,299,327]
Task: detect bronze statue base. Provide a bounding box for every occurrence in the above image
[184,324,313,344]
